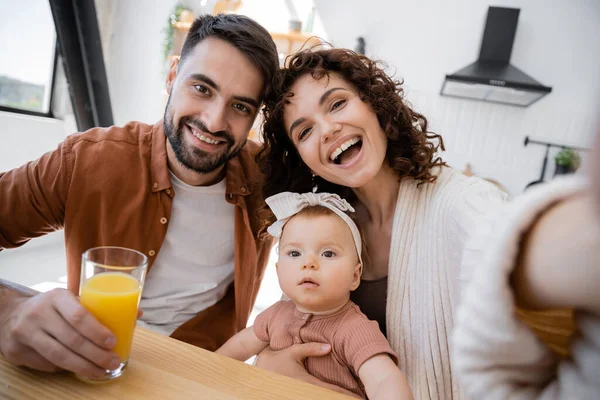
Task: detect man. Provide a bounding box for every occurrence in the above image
[0,14,278,379]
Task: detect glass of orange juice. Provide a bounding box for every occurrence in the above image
[78,246,148,382]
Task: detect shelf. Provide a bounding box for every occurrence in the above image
[270,31,322,56]
[270,31,317,42]
[168,15,322,65]
[173,21,192,30]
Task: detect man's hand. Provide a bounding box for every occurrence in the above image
[0,288,121,378]
[256,343,360,398]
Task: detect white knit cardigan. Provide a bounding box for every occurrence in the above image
[385,166,507,399]
[453,176,600,400]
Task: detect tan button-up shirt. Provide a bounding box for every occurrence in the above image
[0,120,273,350]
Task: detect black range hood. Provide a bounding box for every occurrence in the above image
[441,6,552,107]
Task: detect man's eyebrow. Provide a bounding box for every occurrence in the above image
[233,95,260,109]
[188,73,219,91]
[187,73,259,109]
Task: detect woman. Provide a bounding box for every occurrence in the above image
[256,47,507,399]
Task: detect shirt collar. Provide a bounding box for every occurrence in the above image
[225,151,251,197]
[150,120,171,193]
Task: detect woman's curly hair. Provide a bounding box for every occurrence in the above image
[257,47,445,234]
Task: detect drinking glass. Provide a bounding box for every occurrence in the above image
[78,246,148,381]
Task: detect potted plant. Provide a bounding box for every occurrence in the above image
[163,4,194,62]
[554,148,581,176]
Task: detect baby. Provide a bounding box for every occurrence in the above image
[216,192,412,399]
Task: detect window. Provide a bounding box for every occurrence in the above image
[0,0,57,117]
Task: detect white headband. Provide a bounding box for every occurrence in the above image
[265,192,362,265]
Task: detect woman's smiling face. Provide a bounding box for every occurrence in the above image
[283,73,388,188]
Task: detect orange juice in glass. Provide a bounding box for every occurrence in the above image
[79,247,147,382]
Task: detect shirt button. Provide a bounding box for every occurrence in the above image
[153,183,158,189]
[160,217,167,224]
[241,187,247,193]
[148,250,156,256]
[166,188,171,194]
[228,193,233,200]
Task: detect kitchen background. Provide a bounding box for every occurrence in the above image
[1,0,599,317]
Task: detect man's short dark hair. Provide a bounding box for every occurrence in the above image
[180,14,279,98]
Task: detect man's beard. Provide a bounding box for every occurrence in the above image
[164,105,246,174]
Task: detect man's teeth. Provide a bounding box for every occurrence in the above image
[191,129,220,145]
[330,137,360,161]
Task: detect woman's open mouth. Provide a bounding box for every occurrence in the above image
[329,136,363,166]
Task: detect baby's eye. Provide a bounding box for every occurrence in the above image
[287,250,301,257]
[322,250,336,258]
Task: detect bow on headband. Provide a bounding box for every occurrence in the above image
[265,192,362,264]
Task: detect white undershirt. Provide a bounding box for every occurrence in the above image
[137,171,235,336]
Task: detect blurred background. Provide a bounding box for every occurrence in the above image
[1,0,599,324]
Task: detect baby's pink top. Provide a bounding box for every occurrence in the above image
[254,300,398,398]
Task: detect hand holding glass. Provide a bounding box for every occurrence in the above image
[78,246,147,381]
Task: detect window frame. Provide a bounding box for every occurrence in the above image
[0,41,59,119]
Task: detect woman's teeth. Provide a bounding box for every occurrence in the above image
[330,137,361,162]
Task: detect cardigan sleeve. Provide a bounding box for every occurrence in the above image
[452,176,600,399]
[444,173,509,301]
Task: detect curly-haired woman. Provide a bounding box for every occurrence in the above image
[254,47,507,398]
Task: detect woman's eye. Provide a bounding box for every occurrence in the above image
[331,99,346,111]
[233,103,250,114]
[322,250,335,258]
[288,250,301,257]
[298,127,312,141]
[194,85,209,94]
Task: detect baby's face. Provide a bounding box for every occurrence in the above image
[276,213,362,314]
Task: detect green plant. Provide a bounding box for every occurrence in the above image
[555,148,581,170]
[163,3,190,61]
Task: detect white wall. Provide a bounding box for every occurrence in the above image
[315,0,600,194]
[0,112,69,172]
[100,0,233,125]
[0,112,69,288]
[101,0,178,125]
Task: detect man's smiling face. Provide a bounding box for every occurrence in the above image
[163,37,264,174]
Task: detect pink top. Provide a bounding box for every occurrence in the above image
[254,300,398,398]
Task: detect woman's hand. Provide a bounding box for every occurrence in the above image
[255,343,360,398]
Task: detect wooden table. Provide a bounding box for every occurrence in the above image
[0,327,352,399]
